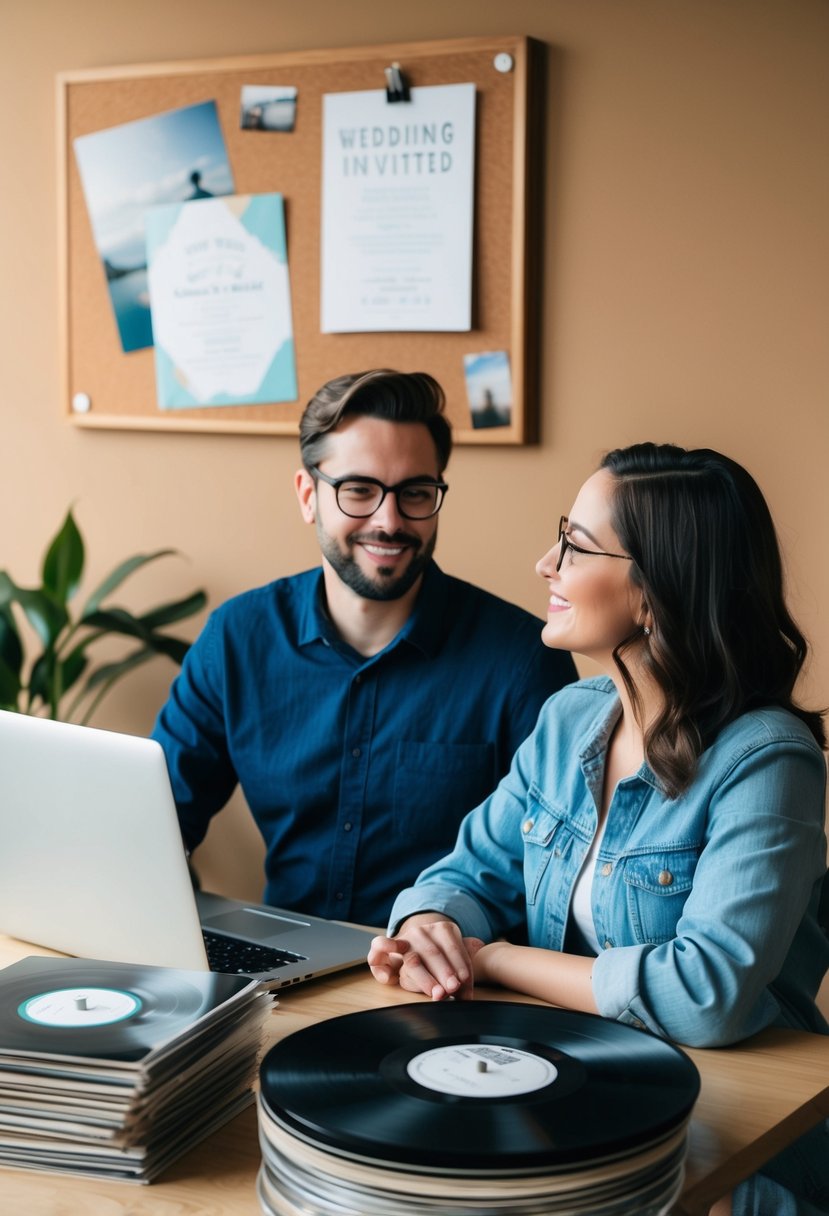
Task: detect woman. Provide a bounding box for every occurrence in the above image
[369,443,828,1216]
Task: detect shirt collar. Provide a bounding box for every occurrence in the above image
[296,561,448,657]
[579,683,662,790]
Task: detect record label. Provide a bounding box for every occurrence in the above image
[407,1043,557,1098]
[19,987,142,1028]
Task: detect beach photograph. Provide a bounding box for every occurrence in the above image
[73,100,234,352]
[463,350,513,429]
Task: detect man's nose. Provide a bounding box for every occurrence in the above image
[369,489,405,531]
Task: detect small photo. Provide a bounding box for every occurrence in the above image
[240,85,298,132]
[73,100,234,353]
[463,350,513,430]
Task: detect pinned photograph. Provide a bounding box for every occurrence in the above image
[73,100,234,352]
[463,350,513,429]
[240,85,298,132]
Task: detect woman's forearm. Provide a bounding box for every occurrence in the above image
[474,941,599,1013]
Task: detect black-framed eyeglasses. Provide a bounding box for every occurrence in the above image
[556,515,633,573]
[310,466,449,520]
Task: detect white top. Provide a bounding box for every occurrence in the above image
[569,815,609,954]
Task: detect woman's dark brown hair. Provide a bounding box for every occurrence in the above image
[602,442,825,796]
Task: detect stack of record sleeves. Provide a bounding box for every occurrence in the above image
[0,954,270,1183]
[257,1002,700,1216]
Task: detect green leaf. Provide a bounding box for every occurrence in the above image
[0,578,67,649]
[27,652,54,709]
[0,604,23,679]
[0,652,21,708]
[138,589,207,630]
[83,646,156,692]
[80,549,177,617]
[81,607,153,643]
[42,509,85,605]
[143,633,191,664]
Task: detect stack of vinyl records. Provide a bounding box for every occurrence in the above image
[257,1002,700,1216]
[0,954,270,1183]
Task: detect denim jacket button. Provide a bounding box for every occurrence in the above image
[658,869,674,886]
[601,862,613,877]
[603,939,613,950]
[522,818,534,834]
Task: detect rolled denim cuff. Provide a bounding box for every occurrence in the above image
[387,884,493,941]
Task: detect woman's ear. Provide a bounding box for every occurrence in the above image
[295,468,316,524]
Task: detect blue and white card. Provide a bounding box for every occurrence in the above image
[145,193,297,409]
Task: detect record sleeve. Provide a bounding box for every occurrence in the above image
[0,955,262,1067]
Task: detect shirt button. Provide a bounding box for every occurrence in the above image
[603,939,613,950]
[658,870,674,887]
[352,747,361,758]
[335,892,344,901]
[354,674,362,685]
[522,818,534,834]
[601,862,613,877]
[343,822,352,832]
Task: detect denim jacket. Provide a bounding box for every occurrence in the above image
[390,677,829,1048]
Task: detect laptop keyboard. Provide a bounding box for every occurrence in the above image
[202,929,306,975]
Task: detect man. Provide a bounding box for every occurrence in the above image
[152,370,576,926]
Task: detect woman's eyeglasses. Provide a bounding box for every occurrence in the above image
[556,516,633,573]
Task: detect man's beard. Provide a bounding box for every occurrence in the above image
[317,522,436,601]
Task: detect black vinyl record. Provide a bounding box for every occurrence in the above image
[0,956,248,1063]
[260,1002,700,1172]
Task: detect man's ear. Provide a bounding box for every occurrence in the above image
[295,468,316,523]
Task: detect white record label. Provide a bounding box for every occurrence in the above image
[18,987,142,1027]
[407,1043,557,1098]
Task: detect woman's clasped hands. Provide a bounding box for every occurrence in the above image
[367,913,490,1000]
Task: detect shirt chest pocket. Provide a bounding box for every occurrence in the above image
[622,849,699,945]
[521,789,565,906]
[393,740,496,847]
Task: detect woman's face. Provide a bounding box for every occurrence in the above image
[536,468,647,667]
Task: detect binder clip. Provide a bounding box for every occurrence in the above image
[384,62,410,103]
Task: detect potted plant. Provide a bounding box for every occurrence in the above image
[0,508,206,724]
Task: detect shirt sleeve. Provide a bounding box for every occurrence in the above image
[592,734,828,1047]
[150,612,238,851]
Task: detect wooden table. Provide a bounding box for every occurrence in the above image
[0,935,827,1216]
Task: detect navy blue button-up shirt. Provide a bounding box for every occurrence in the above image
[151,562,576,925]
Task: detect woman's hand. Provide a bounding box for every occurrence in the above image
[368,913,485,1000]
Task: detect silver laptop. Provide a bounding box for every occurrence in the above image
[0,710,374,988]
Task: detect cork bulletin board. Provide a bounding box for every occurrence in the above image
[57,35,542,443]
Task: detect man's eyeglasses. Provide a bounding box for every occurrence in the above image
[310,466,449,520]
[556,516,633,573]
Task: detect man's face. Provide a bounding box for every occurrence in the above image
[297,415,443,601]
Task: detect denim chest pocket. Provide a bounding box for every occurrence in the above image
[622,849,699,945]
[521,786,565,906]
[393,740,496,847]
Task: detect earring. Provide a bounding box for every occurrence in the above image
[643,625,651,636]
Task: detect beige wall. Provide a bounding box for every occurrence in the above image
[2,0,827,899]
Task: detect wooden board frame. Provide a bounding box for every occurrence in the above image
[57,35,542,443]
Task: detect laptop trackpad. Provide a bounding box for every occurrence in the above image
[203,909,306,942]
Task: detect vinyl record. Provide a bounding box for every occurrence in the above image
[259,1002,700,1172]
[0,956,238,1062]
